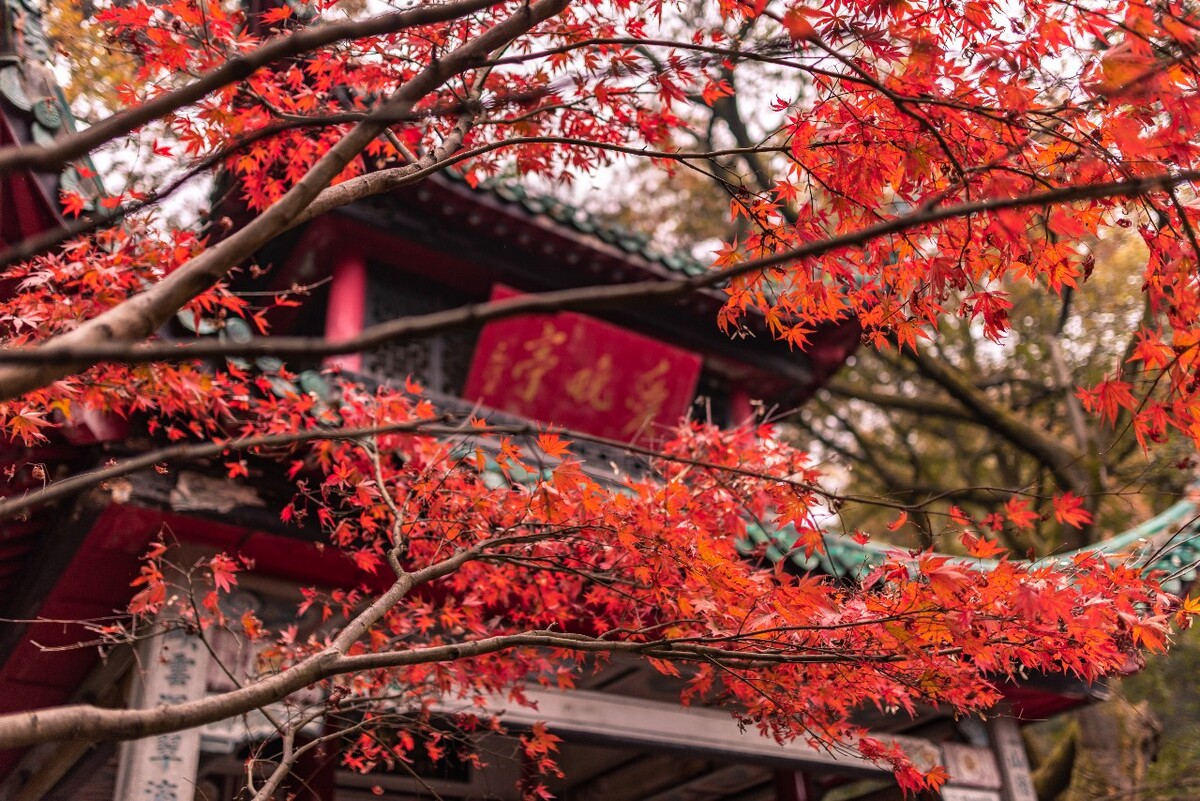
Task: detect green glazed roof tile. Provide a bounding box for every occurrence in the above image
[1,3,107,204]
[747,497,1200,590]
[520,196,548,214]
[440,170,707,278]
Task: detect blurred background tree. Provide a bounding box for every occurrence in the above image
[46,1,137,114]
[581,8,1198,794]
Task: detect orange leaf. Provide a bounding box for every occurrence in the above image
[536,432,570,459]
[782,9,815,40]
[260,4,292,24]
[1053,492,1093,529]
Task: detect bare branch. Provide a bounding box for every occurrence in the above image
[822,379,976,422]
[0,533,508,752]
[903,344,1092,503]
[0,417,484,521]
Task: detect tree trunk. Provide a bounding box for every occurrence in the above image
[1060,698,1161,801]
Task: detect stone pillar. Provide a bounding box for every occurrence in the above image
[114,627,212,801]
[988,717,1038,801]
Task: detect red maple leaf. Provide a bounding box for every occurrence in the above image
[1053,492,1093,529]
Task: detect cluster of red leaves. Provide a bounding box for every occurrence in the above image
[151,382,1182,793]
[68,0,1200,462]
[708,1,1200,455]
[92,0,708,213]
[0,226,265,444]
[7,0,1200,795]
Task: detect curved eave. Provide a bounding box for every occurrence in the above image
[743,496,1200,592]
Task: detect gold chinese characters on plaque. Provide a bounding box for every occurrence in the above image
[465,286,702,443]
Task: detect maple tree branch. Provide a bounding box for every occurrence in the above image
[0,117,344,269]
[806,36,967,183]
[0,0,505,175]
[290,135,798,228]
[0,401,946,529]
[0,0,572,402]
[291,104,478,226]
[0,88,536,269]
[1110,295,1157,457]
[0,417,492,521]
[357,429,422,574]
[903,345,1092,503]
[0,30,1095,264]
[248,711,369,801]
[0,609,960,751]
[821,379,976,423]
[486,34,1048,126]
[1,130,791,270]
[3,170,1199,384]
[334,632,963,674]
[0,537,485,750]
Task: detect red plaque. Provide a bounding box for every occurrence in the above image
[464,286,702,442]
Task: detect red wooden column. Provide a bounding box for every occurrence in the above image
[292,730,339,800]
[324,250,368,374]
[729,385,756,426]
[775,770,816,801]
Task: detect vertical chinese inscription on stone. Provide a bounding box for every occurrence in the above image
[164,650,196,687]
[988,717,1038,801]
[150,734,183,771]
[114,628,212,801]
[143,778,179,801]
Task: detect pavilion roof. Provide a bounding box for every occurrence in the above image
[742,495,1200,593]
